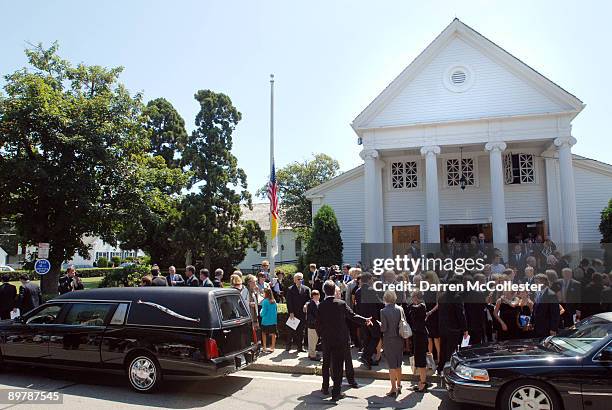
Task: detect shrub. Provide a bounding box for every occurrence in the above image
[97,257,109,268]
[275,264,297,275]
[305,204,343,267]
[98,264,151,288]
[3,267,124,282]
[600,198,612,270]
[110,256,121,267]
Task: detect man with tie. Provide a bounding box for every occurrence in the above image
[316,280,371,401]
[509,244,527,278]
[286,272,311,352]
[184,265,200,287]
[167,266,184,286]
[558,267,581,328]
[531,274,560,337]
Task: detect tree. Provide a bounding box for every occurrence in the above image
[143,98,188,168]
[600,198,612,270]
[177,90,264,269]
[0,43,148,294]
[258,153,339,229]
[305,205,343,267]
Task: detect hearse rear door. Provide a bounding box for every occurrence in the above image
[215,294,254,356]
[47,302,116,366]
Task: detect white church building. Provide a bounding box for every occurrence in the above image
[306,19,612,264]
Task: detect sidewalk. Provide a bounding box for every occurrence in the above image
[249,347,440,382]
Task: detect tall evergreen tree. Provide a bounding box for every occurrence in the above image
[143,98,188,168]
[306,204,343,267]
[177,90,264,268]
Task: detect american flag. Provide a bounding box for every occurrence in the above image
[268,161,279,257]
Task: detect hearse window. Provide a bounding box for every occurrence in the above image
[217,294,249,322]
[26,305,62,325]
[110,303,129,325]
[63,303,114,327]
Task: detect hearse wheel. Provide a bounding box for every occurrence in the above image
[127,354,161,393]
[500,380,561,410]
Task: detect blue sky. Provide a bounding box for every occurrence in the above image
[2,0,611,200]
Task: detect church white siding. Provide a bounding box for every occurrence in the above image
[368,36,567,128]
[574,165,612,243]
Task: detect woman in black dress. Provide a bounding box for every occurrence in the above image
[407,291,429,393]
[494,290,520,341]
[423,271,440,364]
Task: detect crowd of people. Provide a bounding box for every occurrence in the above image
[1,232,611,402]
[231,234,612,400]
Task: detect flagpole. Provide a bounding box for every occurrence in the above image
[269,74,276,277]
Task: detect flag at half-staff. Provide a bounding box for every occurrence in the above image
[268,74,279,259]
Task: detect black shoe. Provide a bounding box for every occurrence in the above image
[321,388,329,395]
[309,356,321,362]
[371,359,380,366]
[348,381,359,388]
[297,347,305,353]
[331,393,346,401]
[284,346,291,351]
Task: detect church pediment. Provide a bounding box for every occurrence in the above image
[352,19,583,131]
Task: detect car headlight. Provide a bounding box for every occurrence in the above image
[455,364,489,382]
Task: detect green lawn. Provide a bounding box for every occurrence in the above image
[9,276,103,290]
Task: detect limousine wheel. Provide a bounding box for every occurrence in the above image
[127,354,161,393]
[500,380,561,410]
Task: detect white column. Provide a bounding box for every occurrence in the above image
[360,149,384,243]
[543,150,563,244]
[420,146,441,244]
[485,142,508,248]
[554,136,579,245]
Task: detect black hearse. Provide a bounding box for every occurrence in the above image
[0,287,260,392]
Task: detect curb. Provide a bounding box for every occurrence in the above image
[248,362,441,383]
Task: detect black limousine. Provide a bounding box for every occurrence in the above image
[444,312,612,410]
[0,287,260,392]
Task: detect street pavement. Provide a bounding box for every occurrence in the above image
[0,365,487,409]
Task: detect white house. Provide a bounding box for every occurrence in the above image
[237,203,302,272]
[18,238,144,269]
[306,19,612,265]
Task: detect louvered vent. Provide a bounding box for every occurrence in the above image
[451,70,467,84]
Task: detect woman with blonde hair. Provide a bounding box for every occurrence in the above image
[423,271,440,366]
[231,274,250,307]
[380,290,404,397]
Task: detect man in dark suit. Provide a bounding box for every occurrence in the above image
[150,266,168,286]
[184,265,199,287]
[16,274,42,315]
[464,274,487,345]
[531,274,561,337]
[316,280,371,401]
[0,274,17,320]
[509,244,527,278]
[285,272,311,352]
[558,268,581,328]
[437,277,468,374]
[355,273,383,369]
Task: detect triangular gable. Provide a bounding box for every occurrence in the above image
[352,19,584,131]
